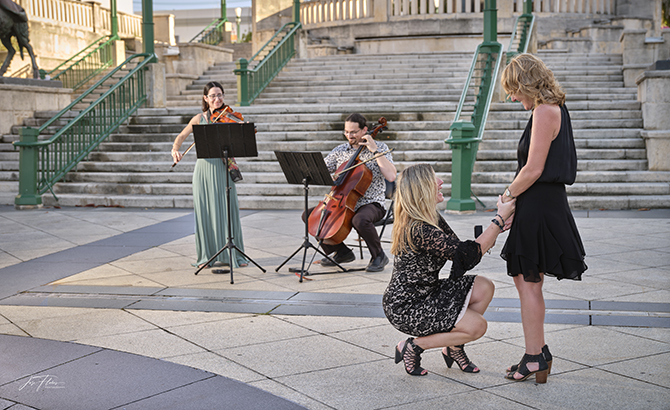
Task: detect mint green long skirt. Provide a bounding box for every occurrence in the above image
[193,158,247,267]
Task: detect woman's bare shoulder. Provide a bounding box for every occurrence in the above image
[190,112,204,124]
[533,104,561,121]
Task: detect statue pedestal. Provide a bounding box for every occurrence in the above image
[0,79,71,135]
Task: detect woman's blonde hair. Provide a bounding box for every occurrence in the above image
[391,164,440,255]
[501,53,565,107]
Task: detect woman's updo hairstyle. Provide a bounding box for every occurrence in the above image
[501,53,565,107]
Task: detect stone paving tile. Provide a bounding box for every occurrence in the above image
[599,351,670,388]
[488,367,670,410]
[275,360,472,410]
[221,333,387,379]
[165,351,267,383]
[385,389,529,410]
[249,379,335,410]
[2,307,157,341]
[0,250,21,269]
[165,314,317,352]
[75,328,206,358]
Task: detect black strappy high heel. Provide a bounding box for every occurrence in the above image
[394,338,427,376]
[442,345,480,373]
[505,353,549,383]
[507,344,552,375]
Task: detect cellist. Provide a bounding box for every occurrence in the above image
[304,113,397,272]
[170,81,248,270]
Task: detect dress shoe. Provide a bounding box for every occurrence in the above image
[320,249,355,266]
[366,252,389,272]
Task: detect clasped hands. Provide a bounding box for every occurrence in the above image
[496,195,516,231]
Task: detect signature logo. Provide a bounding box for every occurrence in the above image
[18,375,65,392]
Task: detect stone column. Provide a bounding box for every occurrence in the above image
[145,63,166,108]
[621,29,654,87]
[637,68,670,170]
[372,0,388,23]
[112,40,126,66]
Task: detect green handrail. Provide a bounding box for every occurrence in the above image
[13,53,153,206]
[506,13,535,64]
[444,42,504,212]
[234,22,300,106]
[39,35,119,90]
[446,42,504,145]
[190,18,228,45]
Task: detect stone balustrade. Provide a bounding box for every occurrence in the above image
[16,0,142,38]
[300,0,616,28]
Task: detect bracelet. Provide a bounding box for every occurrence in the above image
[495,213,504,224]
[491,218,504,232]
[504,187,515,199]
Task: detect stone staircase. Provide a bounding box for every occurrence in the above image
[1,50,668,209]
[167,61,239,107]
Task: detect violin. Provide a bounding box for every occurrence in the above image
[307,117,388,245]
[171,106,248,168]
[210,105,245,124]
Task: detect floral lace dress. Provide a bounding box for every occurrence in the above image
[383,215,482,337]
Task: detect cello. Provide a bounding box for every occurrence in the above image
[307,117,388,246]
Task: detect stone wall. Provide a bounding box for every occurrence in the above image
[638,67,670,171]
[0,83,71,135]
[154,43,234,97]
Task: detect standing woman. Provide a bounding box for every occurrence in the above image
[383,164,515,377]
[171,81,248,269]
[500,54,587,383]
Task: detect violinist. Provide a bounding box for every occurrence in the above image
[171,81,248,269]
[305,113,397,272]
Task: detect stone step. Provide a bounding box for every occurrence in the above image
[1,50,661,210]
[48,181,670,199]
[35,192,670,212]
[56,170,670,185]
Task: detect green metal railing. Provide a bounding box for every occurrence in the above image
[444,0,504,212]
[506,12,535,64]
[234,22,301,106]
[13,53,153,206]
[448,44,504,144]
[39,35,118,90]
[190,18,228,45]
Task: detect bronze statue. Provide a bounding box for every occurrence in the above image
[0,0,39,78]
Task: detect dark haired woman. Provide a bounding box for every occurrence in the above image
[499,54,587,383]
[171,81,248,269]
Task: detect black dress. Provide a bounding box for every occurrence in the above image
[501,104,587,283]
[383,215,481,337]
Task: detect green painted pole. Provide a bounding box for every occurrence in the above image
[221,0,227,21]
[142,0,155,61]
[111,0,118,39]
[293,0,300,24]
[524,0,532,15]
[483,0,497,44]
[14,127,42,207]
[236,58,249,106]
[446,123,476,212]
[446,0,499,212]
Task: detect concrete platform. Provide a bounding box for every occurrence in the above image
[0,205,669,409]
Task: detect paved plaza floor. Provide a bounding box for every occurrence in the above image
[0,205,669,409]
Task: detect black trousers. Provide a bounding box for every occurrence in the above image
[303,202,385,261]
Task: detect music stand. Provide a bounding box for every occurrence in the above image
[274,151,347,282]
[191,122,266,284]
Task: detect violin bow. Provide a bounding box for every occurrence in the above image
[332,148,395,177]
[171,107,234,169]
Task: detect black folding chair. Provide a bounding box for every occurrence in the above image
[352,180,395,259]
